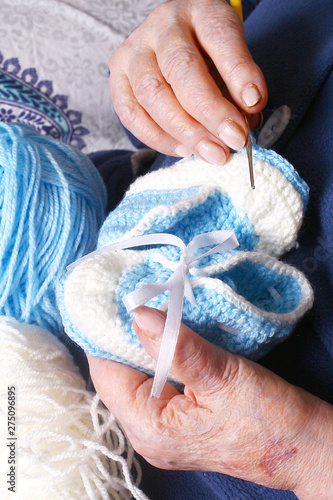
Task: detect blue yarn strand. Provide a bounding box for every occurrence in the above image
[0,123,107,335]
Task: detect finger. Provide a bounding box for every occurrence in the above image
[111,44,229,164]
[109,65,193,158]
[133,306,233,396]
[127,47,230,164]
[154,24,248,151]
[193,0,268,113]
[220,81,264,129]
[87,355,180,422]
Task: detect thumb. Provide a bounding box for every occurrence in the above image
[133,306,232,395]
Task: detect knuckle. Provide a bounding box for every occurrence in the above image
[161,44,200,83]
[166,113,194,139]
[175,338,208,379]
[160,402,189,430]
[201,13,242,46]
[223,55,253,82]
[199,12,254,78]
[133,71,165,105]
[193,93,218,120]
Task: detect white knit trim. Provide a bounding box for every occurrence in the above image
[64,250,157,371]
[123,154,304,257]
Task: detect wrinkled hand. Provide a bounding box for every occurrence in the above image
[89,306,333,499]
[109,0,267,164]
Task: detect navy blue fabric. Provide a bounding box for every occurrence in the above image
[90,0,333,497]
[245,0,333,406]
[89,149,136,213]
[138,460,297,500]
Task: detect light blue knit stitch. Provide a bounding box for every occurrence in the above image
[113,254,303,360]
[98,185,201,245]
[0,123,106,335]
[99,189,258,259]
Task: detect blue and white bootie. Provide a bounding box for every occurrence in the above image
[97,147,309,258]
[58,149,313,395]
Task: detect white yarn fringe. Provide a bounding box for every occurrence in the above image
[0,317,148,500]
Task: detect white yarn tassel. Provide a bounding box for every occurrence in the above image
[0,317,148,500]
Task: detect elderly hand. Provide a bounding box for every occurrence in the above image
[109,0,267,164]
[88,306,333,499]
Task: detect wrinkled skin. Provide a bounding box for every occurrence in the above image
[109,0,267,164]
[89,306,333,500]
[105,4,332,495]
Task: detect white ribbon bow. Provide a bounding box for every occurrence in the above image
[68,230,239,398]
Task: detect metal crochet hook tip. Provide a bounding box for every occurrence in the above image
[245,115,255,189]
[247,135,255,189]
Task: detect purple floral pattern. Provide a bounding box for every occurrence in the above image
[0,52,89,150]
[0,0,167,153]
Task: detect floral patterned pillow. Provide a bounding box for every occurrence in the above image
[0,0,163,153]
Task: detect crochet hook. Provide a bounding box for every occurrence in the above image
[230,0,255,189]
[244,115,255,189]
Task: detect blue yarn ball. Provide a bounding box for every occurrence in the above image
[0,123,107,335]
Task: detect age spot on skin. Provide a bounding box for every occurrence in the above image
[259,439,298,477]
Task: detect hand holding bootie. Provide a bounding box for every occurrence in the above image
[57,147,313,395]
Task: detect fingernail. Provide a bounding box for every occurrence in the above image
[241,84,262,108]
[218,119,246,150]
[134,306,165,340]
[173,144,192,158]
[196,140,227,165]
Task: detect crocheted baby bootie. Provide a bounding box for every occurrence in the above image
[58,150,312,394]
[182,251,314,360]
[58,242,313,381]
[97,146,309,258]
